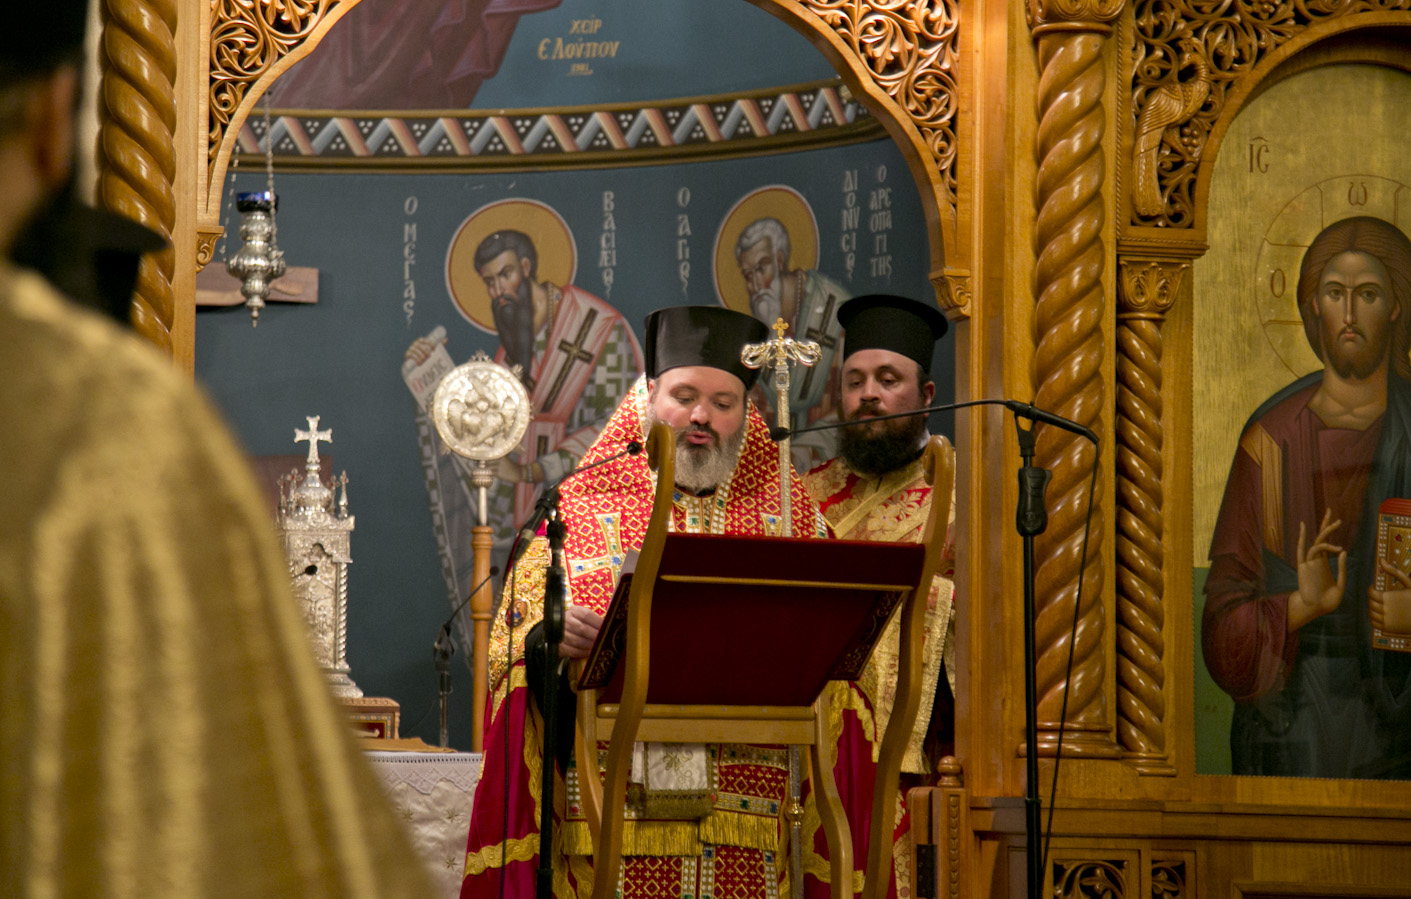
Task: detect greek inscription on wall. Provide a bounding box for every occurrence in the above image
[537,15,619,77]
[403,195,418,325]
[841,168,859,281]
[869,166,893,281]
[600,191,617,298]
[676,187,692,295]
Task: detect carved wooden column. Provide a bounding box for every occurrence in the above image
[1115,258,1182,776]
[1026,0,1123,758]
[98,0,178,353]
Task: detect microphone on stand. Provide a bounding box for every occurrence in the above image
[767,397,1097,445]
[506,440,644,568]
[433,565,502,655]
[433,565,501,748]
[772,394,1097,899]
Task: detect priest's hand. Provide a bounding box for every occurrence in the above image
[559,605,604,659]
[1289,509,1346,633]
[1370,560,1411,634]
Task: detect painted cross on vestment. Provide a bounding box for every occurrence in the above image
[798,291,839,398]
[543,308,600,409]
[568,513,626,580]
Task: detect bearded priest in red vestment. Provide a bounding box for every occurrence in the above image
[461,305,830,898]
[802,295,957,899]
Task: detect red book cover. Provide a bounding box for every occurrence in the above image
[576,532,926,706]
[1373,498,1411,653]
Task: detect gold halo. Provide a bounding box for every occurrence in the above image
[445,199,577,333]
[713,186,819,315]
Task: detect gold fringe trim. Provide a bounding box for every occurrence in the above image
[562,820,703,857]
[698,810,783,852]
[562,810,783,858]
[464,834,538,876]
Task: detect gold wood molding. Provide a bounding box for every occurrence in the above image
[759,0,960,307]
[205,0,354,222]
[1028,0,1124,30]
[797,0,960,208]
[935,270,972,318]
[1114,258,1184,776]
[98,0,178,354]
[1027,8,1123,758]
[1129,1,1411,230]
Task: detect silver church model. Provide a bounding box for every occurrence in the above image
[276,415,361,699]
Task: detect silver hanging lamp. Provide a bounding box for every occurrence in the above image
[225,94,286,326]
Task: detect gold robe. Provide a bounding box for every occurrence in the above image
[801,452,957,898]
[0,264,429,899]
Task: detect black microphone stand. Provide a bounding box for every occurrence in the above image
[775,397,1090,899]
[433,631,454,748]
[432,565,501,748]
[537,485,565,899]
[1014,418,1050,899]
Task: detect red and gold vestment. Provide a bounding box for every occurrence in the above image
[462,376,827,899]
[801,453,957,899]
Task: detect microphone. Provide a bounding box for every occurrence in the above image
[434,564,502,656]
[506,441,644,567]
[1000,400,1098,445]
[768,398,1097,445]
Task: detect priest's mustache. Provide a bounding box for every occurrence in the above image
[681,423,719,447]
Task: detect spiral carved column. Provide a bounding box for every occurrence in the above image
[1115,259,1182,775]
[97,0,178,354]
[1027,1,1122,758]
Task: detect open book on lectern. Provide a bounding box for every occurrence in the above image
[574,531,928,706]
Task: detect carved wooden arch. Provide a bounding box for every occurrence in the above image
[1112,8,1411,778]
[90,0,966,359]
[1190,13,1411,240]
[1127,5,1411,237]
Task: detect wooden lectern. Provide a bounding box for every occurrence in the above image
[571,423,954,899]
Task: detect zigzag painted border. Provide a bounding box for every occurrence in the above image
[234,79,880,170]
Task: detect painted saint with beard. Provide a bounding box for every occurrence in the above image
[733,215,850,467]
[402,222,642,621]
[1204,216,1411,778]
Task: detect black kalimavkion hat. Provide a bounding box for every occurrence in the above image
[837,294,949,374]
[1,2,88,82]
[643,305,771,390]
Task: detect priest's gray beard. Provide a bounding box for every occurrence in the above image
[839,404,928,477]
[642,405,745,493]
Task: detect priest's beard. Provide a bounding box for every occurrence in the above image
[749,281,781,326]
[643,406,746,494]
[839,401,929,477]
[490,277,536,379]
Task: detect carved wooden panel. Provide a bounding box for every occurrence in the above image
[208,0,347,191]
[1054,858,1130,899]
[1027,1,1124,756]
[801,0,960,211]
[1129,0,1411,229]
[1115,259,1184,775]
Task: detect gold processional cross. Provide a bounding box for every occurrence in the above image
[741,317,820,538]
[741,318,820,899]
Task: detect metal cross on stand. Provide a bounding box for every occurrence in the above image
[741,317,821,538]
[295,415,332,472]
[741,317,820,899]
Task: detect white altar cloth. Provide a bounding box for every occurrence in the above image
[366,751,482,899]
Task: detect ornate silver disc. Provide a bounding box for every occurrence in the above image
[430,359,532,461]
